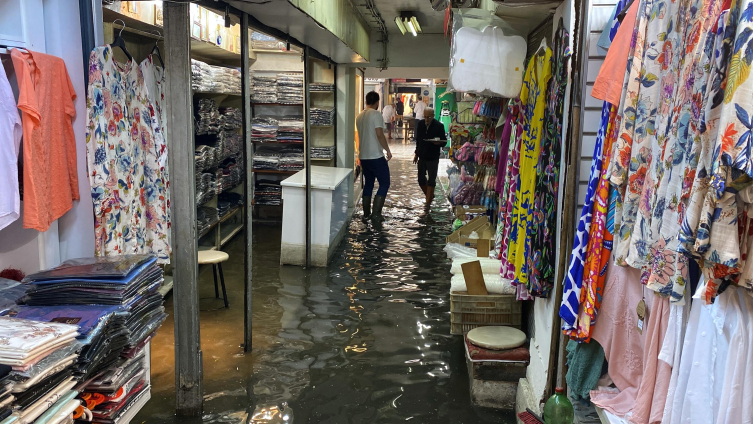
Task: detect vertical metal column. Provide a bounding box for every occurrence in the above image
[164,2,202,416]
[241,13,254,352]
[304,48,312,267]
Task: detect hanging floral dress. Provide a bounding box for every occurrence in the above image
[499,100,524,283]
[526,21,571,298]
[86,46,171,263]
[511,47,553,290]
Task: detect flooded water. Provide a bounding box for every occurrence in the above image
[136,144,516,423]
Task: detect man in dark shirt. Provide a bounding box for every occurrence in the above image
[412,108,447,205]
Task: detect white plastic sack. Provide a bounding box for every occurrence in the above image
[444,243,477,259]
[450,258,502,275]
[450,26,526,98]
[451,274,515,295]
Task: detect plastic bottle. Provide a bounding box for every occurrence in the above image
[543,387,574,424]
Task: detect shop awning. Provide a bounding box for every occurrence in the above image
[227,0,370,64]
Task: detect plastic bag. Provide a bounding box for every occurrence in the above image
[447,9,527,98]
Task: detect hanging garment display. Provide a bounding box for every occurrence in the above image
[10,49,79,232]
[85,46,171,264]
[526,21,570,298]
[0,60,22,231]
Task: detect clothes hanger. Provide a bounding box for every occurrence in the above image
[111,19,133,62]
[150,31,165,68]
[536,37,548,56]
[617,0,635,22]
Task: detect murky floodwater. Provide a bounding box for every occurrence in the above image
[135,144,515,423]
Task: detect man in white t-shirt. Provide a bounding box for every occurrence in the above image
[382,101,395,139]
[356,91,392,223]
[413,96,428,122]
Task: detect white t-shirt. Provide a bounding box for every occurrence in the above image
[0,62,22,231]
[414,101,427,119]
[356,108,386,160]
[381,105,395,123]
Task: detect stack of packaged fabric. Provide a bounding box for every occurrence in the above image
[218,193,244,217]
[277,73,303,104]
[309,82,334,92]
[197,207,219,237]
[252,146,281,171]
[191,59,241,94]
[219,107,242,130]
[310,107,335,126]
[0,317,80,424]
[218,131,242,162]
[254,179,282,206]
[195,99,220,135]
[196,172,217,205]
[278,146,304,171]
[15,255,167,423]
[311,146,335,159]
[217,158,243,193]
[251,74,277,103]
[251,117,278,143]
[277,118,304,143]
[250,32,286,50]
[195,145,219,172]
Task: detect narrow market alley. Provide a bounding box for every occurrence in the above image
[137,143,514,423]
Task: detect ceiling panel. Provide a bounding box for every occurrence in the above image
[370,0,449,35]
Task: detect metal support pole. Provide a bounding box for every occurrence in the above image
[304,48,312,268]
[241,13,254,352]
[164,2,202,416]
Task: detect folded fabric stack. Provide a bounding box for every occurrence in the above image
[310,107,335,126]
[16,255,167,423]
[191,59,241,94]
[195,99,220,136]
[0,280,27,315]
[254,179,282,206]
[195,144,220,172]
[309,82,334,92]
[277,118,304,143]
[197,207,219,237]
[251,117,278,143]
[278,146,304,171]
[217,192,244,217]
[311,146,335,159]
[219,107,242,130]
[251,74,277,103]
[277,73,303,104]
[217,158,243,193]
[252,146,281,170]
[250,32,286,51]
[196,172,217,205]
[0,317,80,424]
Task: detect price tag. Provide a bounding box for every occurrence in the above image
[636,299,646,334]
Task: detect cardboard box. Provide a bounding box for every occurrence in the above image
[455,205,487,221]
[446,216,493,248]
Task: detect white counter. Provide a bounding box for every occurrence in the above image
[280,166,353,266]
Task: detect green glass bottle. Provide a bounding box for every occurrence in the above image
[543,387,574,424]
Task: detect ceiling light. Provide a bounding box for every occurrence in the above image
[406,20,417,36]
[395,17,407,35]
[410,17,422,33]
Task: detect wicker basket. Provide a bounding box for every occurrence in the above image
[450,291,522,335]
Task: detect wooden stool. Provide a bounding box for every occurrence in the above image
[198,250,229,308]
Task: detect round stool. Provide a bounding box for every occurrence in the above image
[198,250,230,309]
[467,326,526,350]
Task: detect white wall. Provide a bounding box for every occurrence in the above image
[363,67,449,79]
[365,34,450,68]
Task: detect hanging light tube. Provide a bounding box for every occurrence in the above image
[410,17,422,33]
[406,20,417,36]
[395,17,407,35]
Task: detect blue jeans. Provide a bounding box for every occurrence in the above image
[361,157,391,197]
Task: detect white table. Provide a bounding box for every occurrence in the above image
[280,166,353,266]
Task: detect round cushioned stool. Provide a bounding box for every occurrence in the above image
[198,250,230,309]
[467,326,526,350]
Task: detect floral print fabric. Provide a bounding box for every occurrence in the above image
[86,46,171,264]
[526,21,571,298]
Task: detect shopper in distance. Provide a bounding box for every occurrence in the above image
[413,108,447,206]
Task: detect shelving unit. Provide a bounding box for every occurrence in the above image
[307,57,337,166]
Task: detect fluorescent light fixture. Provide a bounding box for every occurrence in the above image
[410,17,422,33]
[395,17,407,35]
[407,20,417,36]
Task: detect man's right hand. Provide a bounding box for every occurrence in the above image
[386,150,393,161]
[412,154,418,164]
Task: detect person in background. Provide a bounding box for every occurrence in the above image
[356,91,392,222]
[413,108,446,205]
[413,95,428,123]
[395,97,405,117]
[382,100,396,139]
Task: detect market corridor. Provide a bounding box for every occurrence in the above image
[136,144,514,423]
